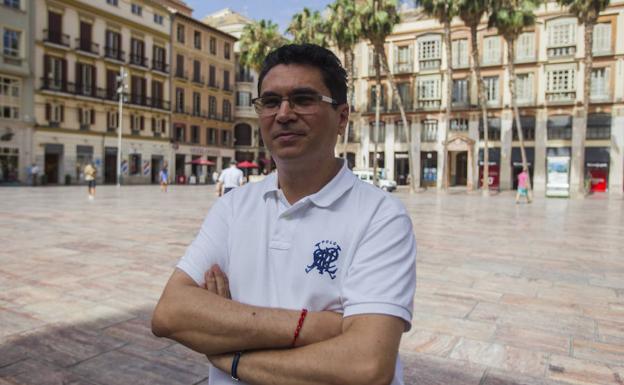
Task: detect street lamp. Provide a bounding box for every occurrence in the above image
[116,67,128,188]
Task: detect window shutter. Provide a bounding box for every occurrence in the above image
[78,107,82,122]
[91,109,95,124]
[44,55,50,84]
[91,66,97,96]
[45,103,50,121]
[393,45,398,70]
[60,105,64,122]
[162,119,166,134]
[62,59,68,91]
[140,116,145,130]
[151,118,155,132]
[130,114,134,130]
[107,111,110,128]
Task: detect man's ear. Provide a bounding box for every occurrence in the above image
[337,104,350,136]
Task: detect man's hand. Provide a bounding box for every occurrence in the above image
[204,265,231,299]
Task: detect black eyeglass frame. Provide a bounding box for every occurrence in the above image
[251,93,339,116]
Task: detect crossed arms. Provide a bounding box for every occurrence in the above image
[151,265,405,385]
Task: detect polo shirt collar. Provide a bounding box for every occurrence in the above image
[262,159,356,208]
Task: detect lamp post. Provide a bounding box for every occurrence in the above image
[116,67,127,188]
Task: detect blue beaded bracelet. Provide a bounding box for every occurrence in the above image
[231,352,242,382]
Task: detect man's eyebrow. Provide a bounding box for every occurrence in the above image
[260,87,320,97]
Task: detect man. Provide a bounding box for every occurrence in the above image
[84,162,97,200]
[216,160,244,196]
[152,44,417,385]
[30,163,39,186]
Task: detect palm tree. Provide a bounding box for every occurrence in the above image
[458,0,492,195]
[360,0,416,192]
[557,0,610,197]
[287,8,329,47]
[489,0,539,200]
[326,0,362,163]
[239,20,288,73]
[421,0,460,191]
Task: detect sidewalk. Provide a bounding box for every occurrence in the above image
[0,185,622,384]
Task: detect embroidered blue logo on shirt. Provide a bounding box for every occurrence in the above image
[305,240,340,280]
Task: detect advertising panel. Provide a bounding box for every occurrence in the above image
[546,156,570,197]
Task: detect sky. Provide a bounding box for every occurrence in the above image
[185,0,335,35]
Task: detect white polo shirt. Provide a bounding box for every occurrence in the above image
[218,166,243,188]
[178,159,417,385]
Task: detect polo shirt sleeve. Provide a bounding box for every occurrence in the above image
[176,197,231,286]
[341,208,416,331]
[218,171,225,183]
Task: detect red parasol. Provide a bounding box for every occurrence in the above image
[237,160,259,169]
[186,158,215,166]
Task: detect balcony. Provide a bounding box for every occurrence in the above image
[391,100,414,112]
[419,59,441,71]
[79,123,91,131]
[546,90,576,103]
[223,84,233,92]
[421,129,438,143]
[367,104,388,113]
[236,74,254,83]
[75,38,99,56]
[418,100,441,110]
[192,74,205,85]
[208,80,220,89]
[43,29,70,47]
[175,69,188,80]
[127,94,170,110]
[129,54,148,68]
[104,46,125,62]
[152,60,169,74]
[394,63,413,74]
[547,45,576,59]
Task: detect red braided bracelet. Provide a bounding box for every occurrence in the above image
[291,308,308,347]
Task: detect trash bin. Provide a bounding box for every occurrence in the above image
[177,175,186,184]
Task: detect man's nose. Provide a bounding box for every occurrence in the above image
[275,99,296,122]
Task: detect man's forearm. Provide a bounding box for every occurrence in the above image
[152,270,342,355]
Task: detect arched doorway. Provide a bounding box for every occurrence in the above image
[444,134,475,190]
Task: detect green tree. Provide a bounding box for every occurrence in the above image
[489,0,540,201]
[458,0,492,195]
[360,0,416,192]
[557,0,610,197]
[421,0,460,191]
[326,0,362,162]
[239,20,288,73]
[287,8,329,47]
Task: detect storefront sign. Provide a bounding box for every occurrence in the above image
[479,162,500,189]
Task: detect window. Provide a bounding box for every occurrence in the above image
[546,65,576,101]
[154,14,163,25]
[192,92,201,115]
[177,24,185,43]
[45,56,64,90]
[516,32,535,61]
[394,82,411,110]
[151,118,166,134]
[209,65,216,87]
[547,115,572,140]
[153,46,166,70]
[191,125,200,143]
[175,88,184,113]
[451,39,468,68]
[484,76,499,105]
[0,76,20,97]
[479,118,501,141]
[512,116,536,141]
[450,118,469,132]
[194,31,201,49]
[129,154,141,175]
[209,96,217,117]
[223,100,231,121]
[483,36,500,65]
[593,23,611,55]
[586,113,611,140]
[369,121,386,143]
[418,35,441,70]
[131,4,142,16]
[222,130,231,146]
[130,38,145,65]
[105,30,122,60]
[3,0,20,9]
[154,80,166,107]
[175,124,185,142]
[130,114,144,132]
[224,42,230,59]
[208,128,216,144]
[515,73,533,104]
[452,79,469,106]
[193,60,202,82]
[77,107,94,129]
[223,70,230,91]
[76,63,95,96]
[45,102,64,124]
[369,84,386,111]
[421,120,438,142]
[3,29,20,59]
[547,19,576,57]
[106,0,118,5]
[209,37,216,54]
[417,76,441,108]
[106,111,118,131]
[236,91,251,107]
[394,45,413,73]
[591,67,610,100]
[394,120,409,143]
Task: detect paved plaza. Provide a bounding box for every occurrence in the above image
[0,184,623,385]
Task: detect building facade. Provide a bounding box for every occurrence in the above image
[348,1,624,196]
[168,8,237,184]
[34,0,172,185]
[0,0,34,184]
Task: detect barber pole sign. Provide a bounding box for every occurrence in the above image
[143,160,151,176]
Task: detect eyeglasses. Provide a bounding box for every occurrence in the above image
[252,93,338,117]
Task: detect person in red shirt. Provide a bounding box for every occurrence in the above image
[516,167,532,204]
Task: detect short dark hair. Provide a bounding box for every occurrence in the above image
[257,44,347,105]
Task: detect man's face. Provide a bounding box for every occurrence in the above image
[258,64,348,163]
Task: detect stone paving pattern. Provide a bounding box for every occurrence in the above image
[0,185,623,385]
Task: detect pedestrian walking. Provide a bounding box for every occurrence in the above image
[216,160,243,196]
[516,167,532,204]
[84,162,97,200]
[30,163,39,186]
[152,44,417,385]
[160,166,169,192]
